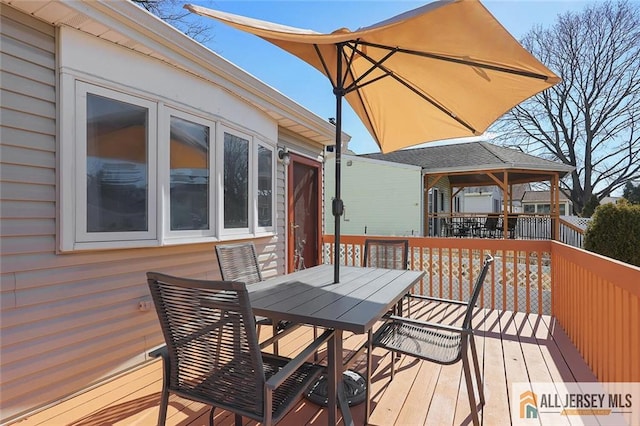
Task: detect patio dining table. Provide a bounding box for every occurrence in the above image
[248,264,425,425]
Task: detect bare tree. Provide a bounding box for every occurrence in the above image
[131,0,212,44]
[494,0,640,214]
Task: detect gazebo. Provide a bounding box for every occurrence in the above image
[362,141,575,239]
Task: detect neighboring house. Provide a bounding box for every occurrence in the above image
[355,141,573,236]
[456,183,529,214]
[0,1,341,422]
[457,186,502,213]
[600,196,622,205]
[324,153,422,236]
[521,190,573,216]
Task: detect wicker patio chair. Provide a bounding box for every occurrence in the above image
[147,272,333,426]
[215,242,298,355]
[367,255,494,426]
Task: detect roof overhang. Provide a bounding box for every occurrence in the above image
[424,164,574,187]
[1,0,346,147]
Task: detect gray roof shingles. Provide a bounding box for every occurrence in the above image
[360,141,573,173]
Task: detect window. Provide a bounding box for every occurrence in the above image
[524,204,535,214]
[223,131,250,230]
[62,81,276,251]
[74,83,157,246]
[166,111,215,238]
[219,126,275,235]
[536,204,551,214]
[257,144,274,228]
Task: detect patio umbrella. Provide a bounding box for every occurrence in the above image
[185,0,560,283]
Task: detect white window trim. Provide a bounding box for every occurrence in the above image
[255,142,276,234]
[218,125,252,237]
[74,82,158,246]
[160,107,217,243]
[60,79,278,252]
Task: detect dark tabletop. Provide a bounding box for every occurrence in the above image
[248,264,425,334]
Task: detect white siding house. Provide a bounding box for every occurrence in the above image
[324,153,422,236]
[0,0,336,422]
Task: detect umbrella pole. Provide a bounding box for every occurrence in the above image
[333,44,344,284]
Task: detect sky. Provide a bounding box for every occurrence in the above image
[186,0,596,154]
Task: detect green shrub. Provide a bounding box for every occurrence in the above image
[584,200,640,266]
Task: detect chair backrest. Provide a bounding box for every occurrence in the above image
[506,216,518,230]
[363,239,409,270]
[484,215,499,230]
[147,272,266,418]
[216,242,262,284]
[462,255,494,330]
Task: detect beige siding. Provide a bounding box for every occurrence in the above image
[0,6,285,423]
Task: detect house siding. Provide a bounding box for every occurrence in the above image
[324,155,422,237]
[0,6,290,423]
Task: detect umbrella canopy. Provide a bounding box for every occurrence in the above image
[186,0,560,282]
[186,0,559,152]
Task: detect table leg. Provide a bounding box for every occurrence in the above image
[335,330,354,426]
[327,333,337,425]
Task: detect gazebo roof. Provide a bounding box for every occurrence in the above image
[360,141,574,186]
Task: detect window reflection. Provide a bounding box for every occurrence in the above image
[170,116,209,231]
[86,94,148,232]
[224,133,249,228]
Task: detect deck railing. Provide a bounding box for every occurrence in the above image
[324,235,553,314]
[323,234,640,382]
[558,216,587,248]
[552,243,640,382]
[429,213,554,240]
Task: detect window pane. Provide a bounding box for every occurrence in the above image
[560,204,566,215]
[524,204,535,213]
[170,116,209,230]
[537,204,550,214]
[224,132,248,228]
[257,145,273,227]
[86,94,148,232]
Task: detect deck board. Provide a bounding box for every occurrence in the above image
[10,307,596,426]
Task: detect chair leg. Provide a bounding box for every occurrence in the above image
[158,357,170,426]
[208,407,215,425]
[365,329,372,425]
[234,413,242,426]
[469,334,485,405]
[462,354,480,426]
[272,323,279,355]
[390,351,396,380]
[158,389,169,426]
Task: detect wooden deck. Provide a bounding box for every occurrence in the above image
[11,302,597,426]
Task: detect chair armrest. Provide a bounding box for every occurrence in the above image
[406,293,469,306]
[386,315,469,334]
[266,329,334,390]
[149,345,168,360]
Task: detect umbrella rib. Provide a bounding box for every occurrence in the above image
[348,43,478,134]
[343,42,397,94]
[357,40,552,81]
[314,43,336,90]
[341,41,359,88]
